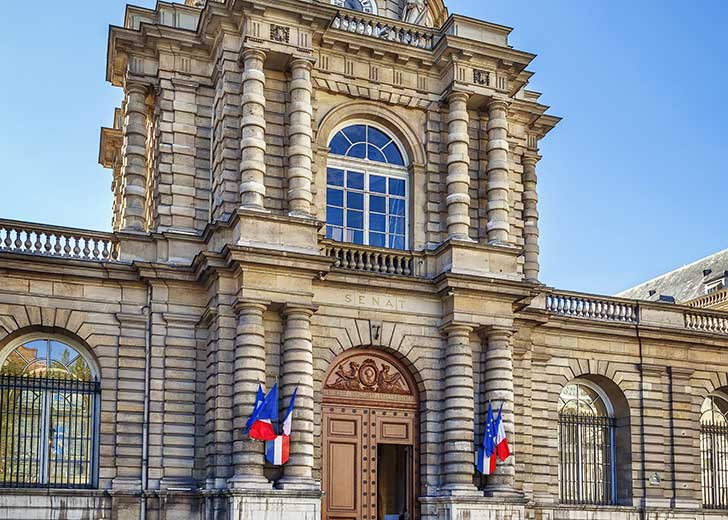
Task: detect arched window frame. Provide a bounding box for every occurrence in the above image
[701,391,728,509]
[325,121,411,251]
[558,379,617,506]
[0,333,100,489]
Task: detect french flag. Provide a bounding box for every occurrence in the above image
[266,388,297,466]
[244,384,265,434]
[248,384,278,441]
[494,403,511,462]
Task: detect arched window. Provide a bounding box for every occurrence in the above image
[701,392,728,509]
[558,381,616,505]
[0,335,99,488]
[326,123,409,250]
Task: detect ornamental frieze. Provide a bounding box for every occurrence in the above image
[325,354,412,396]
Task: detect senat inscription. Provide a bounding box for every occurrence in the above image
[343,292,406,310]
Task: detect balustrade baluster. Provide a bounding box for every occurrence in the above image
[13,229,22,250]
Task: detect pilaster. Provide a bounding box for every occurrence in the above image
[485,99,510,245]
[277,304,318,490]
[120,80,150,232]
[445,92,472,241]
[239,48,268,211]
[228,300,271,489]
[439,323,478,495]
[286,57,315,218]
[521,152,540,282]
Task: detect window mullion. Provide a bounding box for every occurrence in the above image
[364,170,370,246]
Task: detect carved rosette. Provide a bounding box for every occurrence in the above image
[324,354,414,402]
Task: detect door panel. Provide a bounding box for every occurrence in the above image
[323,411,362,520]
[328,442,357,510]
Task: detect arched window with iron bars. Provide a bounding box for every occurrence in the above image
[0,335,100,488]
[701,392,728,509]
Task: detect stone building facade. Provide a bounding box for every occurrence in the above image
[2,1,728,519]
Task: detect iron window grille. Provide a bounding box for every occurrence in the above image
[702,422,728,509]
[558,413,617,505]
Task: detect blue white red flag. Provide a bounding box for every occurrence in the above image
[248,384,278,441]
[475,401,497,475]
[265,387,297,465]
[244,384,265,433]
[494,403,511,462]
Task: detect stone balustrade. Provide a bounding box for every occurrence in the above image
[322,241,415,276]
[545,292,639,323]
[0,219,119,262]
[687,288,728,310]
[685,310,728,334]
[331,12,437,50]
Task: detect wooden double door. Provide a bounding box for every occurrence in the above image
[322,351,419,520]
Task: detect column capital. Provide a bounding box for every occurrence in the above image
[446,90,470,104]
[232,299,269,315]
[477,325,516,340]
[282,303,318,317]
[439,321,475,337]
[288,55,316,71]
[240,46,267,62]
[487,97,511,111]
[521,153,542,167]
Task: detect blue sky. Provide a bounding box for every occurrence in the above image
[0,0,726,295]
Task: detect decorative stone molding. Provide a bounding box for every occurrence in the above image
[473,68,491,86]
[325,355,412,396]
[270,24,290,44]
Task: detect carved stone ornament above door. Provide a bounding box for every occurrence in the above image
[324,353,414,401]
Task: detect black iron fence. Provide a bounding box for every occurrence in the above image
[0,374,99,488]
[702,422,728,509]
[559,414,616,505]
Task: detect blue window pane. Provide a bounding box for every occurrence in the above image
[389,178,405,196]
[346,229,364,244]
[383,142,405,166]
[347,210,364,229]
[347,143,366,159]
[327,207,343,226]
[347,171,364,190]
[370,175,386,194]
[327,226,343,241]
[370,195,386,213]
[389,216,406,235]
[329,132,350,155]
[343,124,366,144]
[347,192,364,210]
[389,235,405,250]
[370,213,386,232]
[327,168,344,186]
[368,145,386,163]
[369,232,386,247]
[389,198,405,216]
[368,126,391,149]
[327,188,343,207]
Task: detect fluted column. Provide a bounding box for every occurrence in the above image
[522,153,541,282]
[440,323,478,494]
[120,82,149,231]
[239,48,267,211]
[486,99,511,245]
[445,92,471,240]
[229,301,270,488]
[278,305,317,489]
[286,58,314,217]
[480,326,517,495]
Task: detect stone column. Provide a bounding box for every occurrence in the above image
[239,48,267,211]
[522,153,540,282]
[486,99,510,245]
[445,92,471,240]
[480,326,517,495]
[286,58,315,217]
[228,301,270,488]
[278,305,317,489]
[440,323,478,494]
[120,81,149,231]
